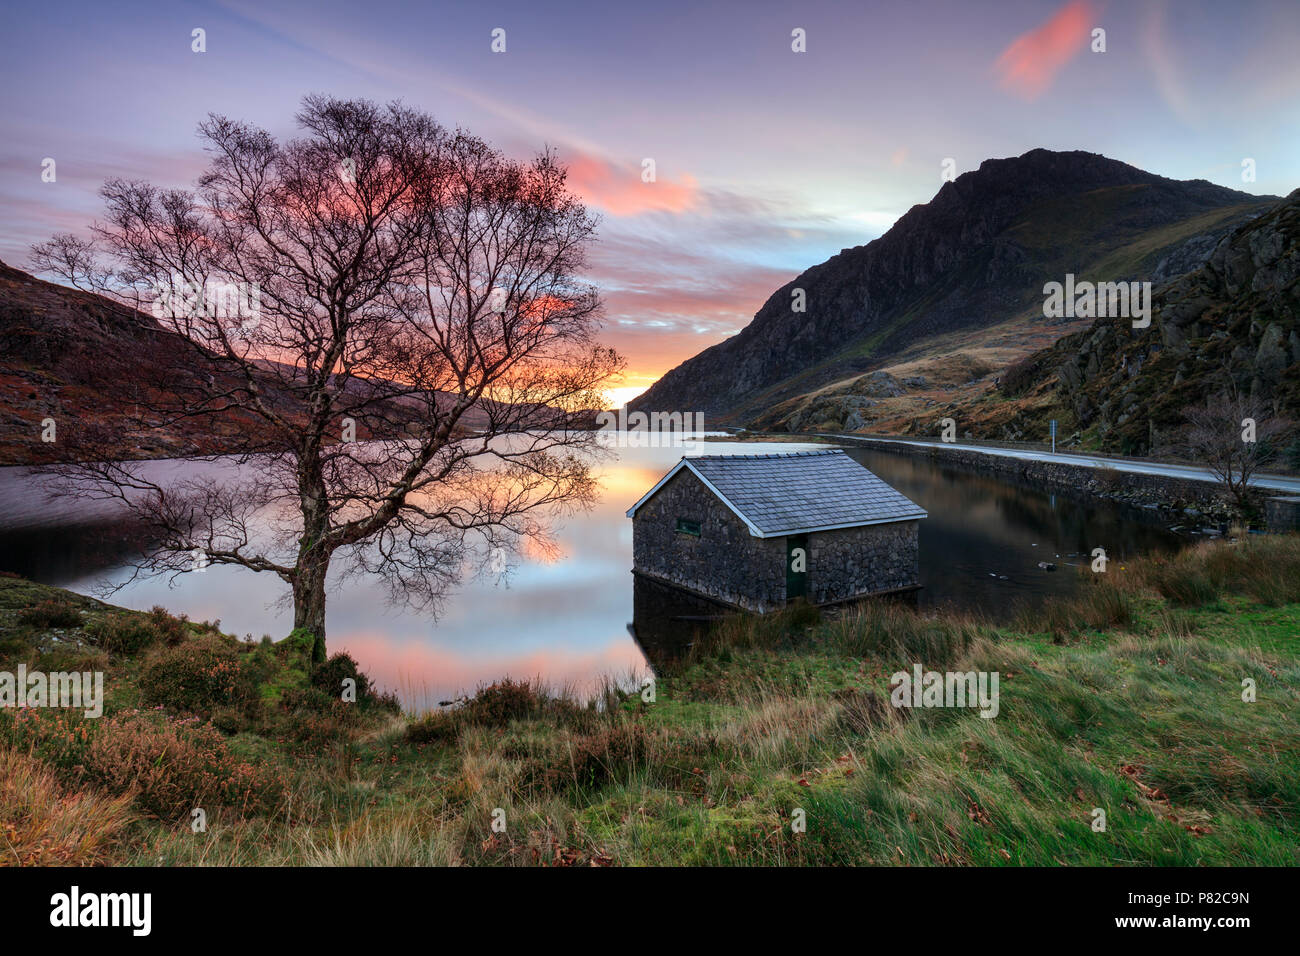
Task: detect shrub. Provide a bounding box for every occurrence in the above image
[274,707,354,748]
[81,713,288,818]
[86,606,189,656]
[145,606,190,646]
[88,613,160,655]
[280,685,339,714]
[18,599,83,630]
[0,709,287,820]
[311,652,371,703]
[461,678,547,726]
[0,708,94,775]
[405,710,460,745]
[406,679,569,746]
[209,706,249,736]
[37,644,109,674]
[271,682,386,747]
[138,635,258,714]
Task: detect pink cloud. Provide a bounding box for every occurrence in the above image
[995,0,1096,100]
[565,153,699,216]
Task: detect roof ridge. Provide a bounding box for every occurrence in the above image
[684,448,843,461]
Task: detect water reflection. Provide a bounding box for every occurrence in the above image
[841,448,1182,611]
[0,437,1185,708]
[628,574,732,670]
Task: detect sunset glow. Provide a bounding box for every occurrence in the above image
[2,0,1297,395]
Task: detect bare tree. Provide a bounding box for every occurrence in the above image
[1182,380,1289,515]
[32,96,622,659]
[29,233,114,296]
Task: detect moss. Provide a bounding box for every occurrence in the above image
[261,627,318,703]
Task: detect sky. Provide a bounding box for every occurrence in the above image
[2,0,1298,404]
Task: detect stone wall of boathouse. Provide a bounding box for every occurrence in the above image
[806,520,920,605]
[631,468,921,611]
[631,468,786,611]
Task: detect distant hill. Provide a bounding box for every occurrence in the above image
[630,149,1276,426]
[0,259,243,464]
[0,261,492,465]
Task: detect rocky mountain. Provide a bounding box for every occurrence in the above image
[630,149,1275,424]
[984,188,1300,456]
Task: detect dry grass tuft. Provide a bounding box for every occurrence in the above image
[0,747,134,866]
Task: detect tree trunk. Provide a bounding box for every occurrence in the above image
[294,449,331,663]
[292,557,329,664]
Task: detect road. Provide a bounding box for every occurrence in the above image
[820,434,1300,496]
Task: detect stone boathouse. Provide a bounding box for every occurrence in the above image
[626,449,927,612]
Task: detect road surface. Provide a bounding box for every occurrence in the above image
[820,434,1300,496]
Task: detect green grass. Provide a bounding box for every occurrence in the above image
[0,537,1297,866]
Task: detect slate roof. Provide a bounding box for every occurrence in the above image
[626,449,927,538]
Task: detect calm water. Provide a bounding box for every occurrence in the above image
[0,437,1182,706]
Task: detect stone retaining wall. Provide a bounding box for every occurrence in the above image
[838,438,1241,524]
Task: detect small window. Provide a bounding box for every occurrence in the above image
[675,517,701,537]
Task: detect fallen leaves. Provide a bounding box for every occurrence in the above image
[1117,763,1213,836]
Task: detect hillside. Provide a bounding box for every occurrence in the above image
[0,261,492,465]
[934,187,1300,455]
[630,149,1275,425]
[0,260,267,464]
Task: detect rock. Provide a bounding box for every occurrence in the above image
[1254,322,1290,385]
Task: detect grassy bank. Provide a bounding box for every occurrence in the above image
[1,536,1298,867]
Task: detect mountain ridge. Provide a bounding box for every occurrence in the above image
[630,149,1276,424]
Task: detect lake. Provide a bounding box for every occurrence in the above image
[0,436,1183,707]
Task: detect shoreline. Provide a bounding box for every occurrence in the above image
[723,430,1299,532]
